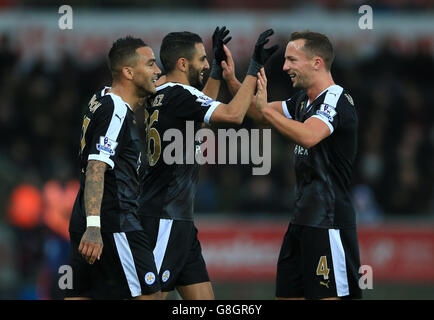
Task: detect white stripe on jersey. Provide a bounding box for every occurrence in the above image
[153,219,173,274]
[113,232,142,297]
[323,85,343,107]
[204,103,221,125]
[311,84,344,134]
[328,229,350,297]
[156,82,221,124]
[282,100,292,119]
[312,115,335,133]
[88,92,128,169]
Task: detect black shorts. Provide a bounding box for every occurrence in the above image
[65,230,161,299]
[141,217,210,292]
[276,223,362,299]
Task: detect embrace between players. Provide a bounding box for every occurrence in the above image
[65,26,362,300]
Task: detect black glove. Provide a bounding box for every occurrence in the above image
[247,29,279,76]
[210,26,232,80]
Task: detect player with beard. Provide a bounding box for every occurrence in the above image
[138,28,277,299]
[66,37,163,300]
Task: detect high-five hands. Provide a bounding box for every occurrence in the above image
[213,26,232,65]
[247,29,279,76]
[255,68,268,113]
[210,26,232,80]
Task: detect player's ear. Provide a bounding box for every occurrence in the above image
[121,66,134,80]
[313,56,322,71]
[177,58,188,73]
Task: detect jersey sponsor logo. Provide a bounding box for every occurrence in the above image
[144,272,156,285]
[294,144,309,156]
[196,95,214,107]
[96,136,118,156]
[161,270,170,283]
[316,103,337,122]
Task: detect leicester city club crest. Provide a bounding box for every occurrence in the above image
[162,270,170,283]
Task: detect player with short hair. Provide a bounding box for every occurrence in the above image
[66,36,162,300]
[253,31,362,300]
[138,27,276,300]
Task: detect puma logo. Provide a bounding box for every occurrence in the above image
[320,280,330,288]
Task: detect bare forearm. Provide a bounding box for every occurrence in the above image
[225,77,241,97]
[225,75,257,122]
[202,77,221,100]
[227,76,266,124]
[263,108,311,147]
[84,160,108,217]
[247,101,268,125]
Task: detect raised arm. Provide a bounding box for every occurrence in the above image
[202,26,232,99]
[220,42,281,126]
[256,70,330,148]
[247,100,284,125]
[209,29,279,125]
[221,45,241,97]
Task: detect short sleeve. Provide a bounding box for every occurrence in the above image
[310,86,345,135]
[282,97,296,119]
[173,86,221,124]
[87,95,128,169]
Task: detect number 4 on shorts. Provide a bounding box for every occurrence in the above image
[316,256,330,280]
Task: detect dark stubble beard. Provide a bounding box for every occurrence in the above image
[135,78,155,98]
[187,65,203,90]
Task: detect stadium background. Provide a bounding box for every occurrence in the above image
[0,0,433,300]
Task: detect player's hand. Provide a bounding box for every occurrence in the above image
[210,26,232,80]
[78,226,103,265]
[247,29,279,76]
[212,26,232,65]
[255,68,268,113]
[221,45,236,82]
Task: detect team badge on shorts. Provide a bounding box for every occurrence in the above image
[144,272,156,285]
[162,270,170,283]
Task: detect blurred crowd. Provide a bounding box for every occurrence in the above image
[0,30,433,298]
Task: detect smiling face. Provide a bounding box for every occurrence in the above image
[186,42,210,90]
[283,39,315,89]
[131,46,161,96]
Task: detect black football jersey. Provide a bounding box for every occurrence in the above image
[282,84,358,228]
[138,82,221,221]
[69,87,143,233]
